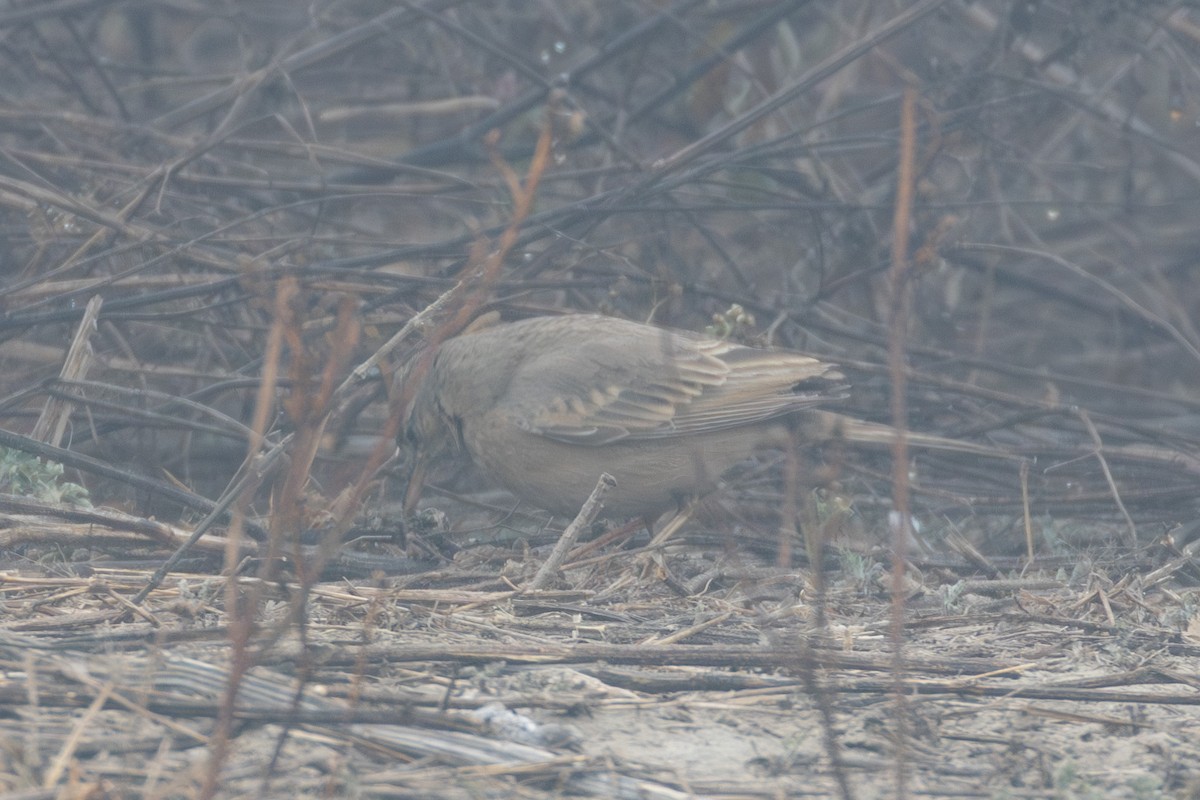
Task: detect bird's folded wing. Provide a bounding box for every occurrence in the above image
[509,336,846,445]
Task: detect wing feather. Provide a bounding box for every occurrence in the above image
[493,316,846,445]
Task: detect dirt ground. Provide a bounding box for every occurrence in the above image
[2,507,1199,798]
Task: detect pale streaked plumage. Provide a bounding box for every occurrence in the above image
[401,314,847,519]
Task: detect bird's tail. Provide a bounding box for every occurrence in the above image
[805,411,1019,460]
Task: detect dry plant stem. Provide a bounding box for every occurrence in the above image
[790,446,854,798]
[778,428,800,568]
[958,2,1200,183]
[886,86,918,800]
[270,640,1009,677]
[796,634,856,800]
[647,503,695,549]
[562,517,643,564]
[273,294,360,583]
[130,457,276,606]
[0,427,240,523]
[443,95,556,336]
[527,473,616,591]
[1143,536,1200,587]
[152,7,434,131]
[30,294,101,447]
[0,495,207,550]
[1077,409,1138,546]
[43,679,113,789]
[0,173,156,282]
[960,242,1200,368]
[1020,460,1034,562]
[657,0,950,174]
[801,492,825,596]
[44,379,257,442]
[249,294,361,787]
[236,277,292,583]
[650,612,733,646]
[199,276,297,800]
[347,288,453,386]
[360,0,704,178]
[945,529,1000,578]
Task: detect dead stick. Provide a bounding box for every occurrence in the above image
[886,85,918,800]
[527,473,615,590]
[31,295,102,447]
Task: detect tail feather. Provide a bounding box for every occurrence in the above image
[807,412,1019,460]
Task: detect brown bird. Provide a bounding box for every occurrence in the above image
[400,312,847,520]
[399,313,996,520]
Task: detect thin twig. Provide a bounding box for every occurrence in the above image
[527,473,615,591]
[1077,409,1139,547]
[886,85,918,800]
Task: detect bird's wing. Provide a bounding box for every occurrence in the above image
[510,333,846,445]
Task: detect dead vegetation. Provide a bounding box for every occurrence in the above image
[2,1,1200,797]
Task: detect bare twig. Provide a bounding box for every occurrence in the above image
[886,85,918,800]
[527,473,616,591]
